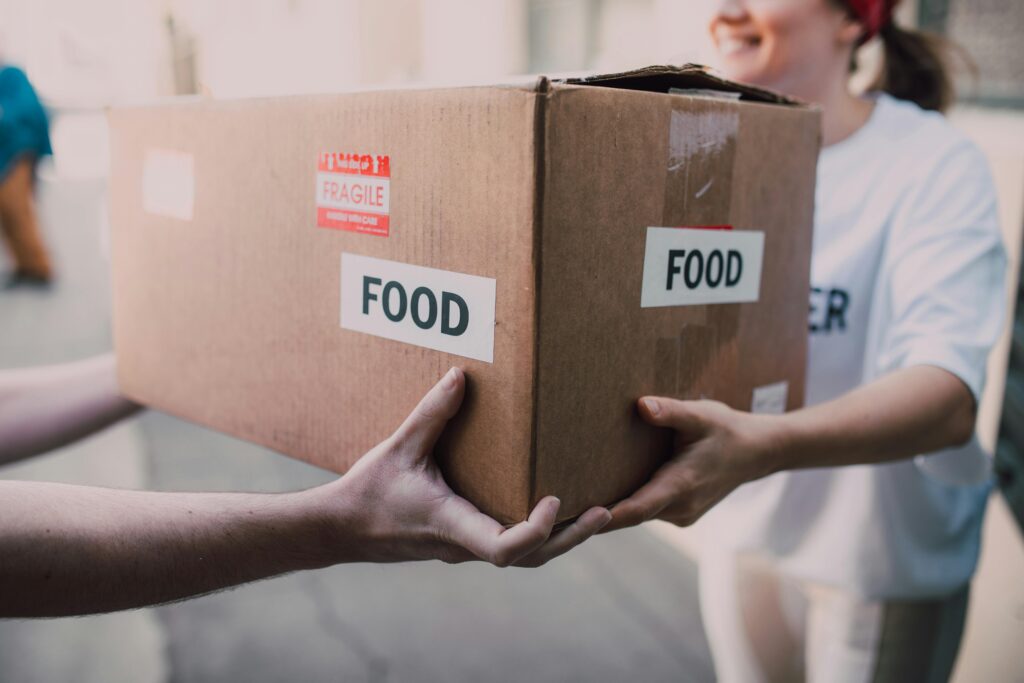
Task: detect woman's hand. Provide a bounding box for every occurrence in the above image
[604,366,979,533]
[603,396,779,532]
[312,368,613,567]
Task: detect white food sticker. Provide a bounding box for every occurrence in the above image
[142,149,194,220]
[751,381,788,415]
[640,227,764,308]
[340,253,496,363]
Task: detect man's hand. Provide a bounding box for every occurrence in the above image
[0,367,609,617]
[313,367,613,567]
[603,397,775,532]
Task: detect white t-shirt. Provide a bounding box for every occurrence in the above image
[700,93,1008,600]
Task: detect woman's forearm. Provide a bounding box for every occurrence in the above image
[767,365,976,473]
[0,354,140,465]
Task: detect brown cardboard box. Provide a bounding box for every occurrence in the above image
[109,65,820,525]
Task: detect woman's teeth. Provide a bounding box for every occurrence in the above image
[719,37,759,56]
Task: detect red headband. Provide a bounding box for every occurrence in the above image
[845,0,899,40]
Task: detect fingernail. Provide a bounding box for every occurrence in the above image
[444,367,459,390]
[642,398,661,416]
[598,510,613,529]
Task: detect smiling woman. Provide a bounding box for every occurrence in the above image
[606,0,1009,681]
[710,0,855,97]
[712,0,955,107]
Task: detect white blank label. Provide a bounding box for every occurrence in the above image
[751,381,788,414]
[142,149,194,221]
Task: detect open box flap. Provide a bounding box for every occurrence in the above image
[555,64,801,105]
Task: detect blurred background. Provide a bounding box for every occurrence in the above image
[0,1,1022,681]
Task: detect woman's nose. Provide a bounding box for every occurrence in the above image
[711,0,748,21]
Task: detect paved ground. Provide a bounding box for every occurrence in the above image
[0,114,714,683]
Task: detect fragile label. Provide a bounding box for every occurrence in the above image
[316,152,391,236]
[340,253,496,363]
[142,149,194,220]
[751,381,788,414]
[640,227,764,308]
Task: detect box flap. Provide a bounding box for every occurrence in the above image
[556,64,800,105]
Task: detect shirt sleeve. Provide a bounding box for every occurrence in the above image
[875,139,1007,406]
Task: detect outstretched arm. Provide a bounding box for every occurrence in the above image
[0,368,611,617]
[605,365,975,530]
[0,354,140,466]
[0,481,331,615]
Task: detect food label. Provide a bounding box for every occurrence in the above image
[340,253,496,362]
[641,227,764,308]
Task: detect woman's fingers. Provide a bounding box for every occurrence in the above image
[514,506,612,567]
[390,368,465,461]
[638,396,708,436]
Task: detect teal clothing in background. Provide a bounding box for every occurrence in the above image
[0,66,52,180]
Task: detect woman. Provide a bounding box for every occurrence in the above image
[0,64,55,285]
[607,0,1007,680]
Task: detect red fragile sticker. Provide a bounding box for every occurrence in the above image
[316,152,391,236]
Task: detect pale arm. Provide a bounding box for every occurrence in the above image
[767,364,974,472]
[0,354,140,466]
[605,141,1004,531]
[0,482,333,616]
[605,365,975,530]
[0,369,611,617]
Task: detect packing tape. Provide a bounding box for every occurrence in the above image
[652,98,742,401]
[662,103,739,227]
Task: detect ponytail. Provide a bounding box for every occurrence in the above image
[872,23,956,112]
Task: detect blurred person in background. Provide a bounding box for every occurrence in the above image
[0,64,55,287]
[606,0,1007,680]
[0,357,611,617]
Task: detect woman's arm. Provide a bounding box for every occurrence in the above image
[767,365,973,470]
[0,354,140,466]
[0,368,611,617]
[607,139,1004,532]
[604,365,974,530]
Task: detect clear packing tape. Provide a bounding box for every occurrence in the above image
[656,90,743,402]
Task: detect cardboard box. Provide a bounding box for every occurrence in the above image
[109,65,820,525]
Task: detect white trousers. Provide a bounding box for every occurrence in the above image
[698,551,969,683]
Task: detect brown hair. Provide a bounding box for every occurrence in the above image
[872,23,956,112]
[830,0,960,112]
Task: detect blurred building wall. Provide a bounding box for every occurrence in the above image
[0,0,171,104]
[1,0,708,104]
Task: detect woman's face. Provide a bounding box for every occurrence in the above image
[706,0,860,97]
